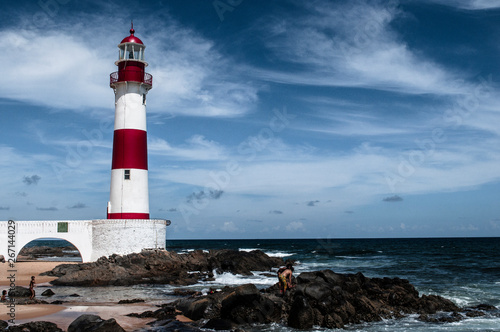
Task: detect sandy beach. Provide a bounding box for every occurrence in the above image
[0,261,69,287]
[1,261,69,322]
[0,261,161,330]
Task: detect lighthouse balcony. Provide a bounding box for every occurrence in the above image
[110,71,153,89]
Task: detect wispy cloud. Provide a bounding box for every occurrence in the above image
[149,135,227,160]
[382,195,403,202]
[424,0,500,10]
[252,0,460,96]
[186,189,224,204]
[36,206,58,211]
[68,202,87,209]
[23,175,41,185]
[0,12,258,118]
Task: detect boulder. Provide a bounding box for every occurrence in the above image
[41,289,55,297]
[168,269,462,329]
[0,255,5,263]
[6,321,63,332]
[8,286,31,298]
[117,298,144,304]
[67,314,125,332]
[44,249,283,287]
[152,319,202,332]
[288,295,314,329]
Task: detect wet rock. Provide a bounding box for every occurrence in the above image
[471,303,497,311]
[41,289,55,297]
[0,320,8,330]
[466,310,486,317]
[202,318,236,330]
[44,249,283,287]
[8,286,31,298]
[170,269,462,330]
[152,319,202,332]
[7,321,63,332]
[67,314,125,332]
[117,298,144,304]
[288,295,314,329]
[17,245,80,261]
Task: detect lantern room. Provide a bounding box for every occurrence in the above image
[110,26,153,89]
[116,28,147,64]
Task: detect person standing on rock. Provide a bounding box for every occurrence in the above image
[278,263,294,295]
[1,290,7,302]
[29,276,36,300]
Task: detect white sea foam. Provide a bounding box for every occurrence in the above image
[239,248,295,258]
[203,269,276,288]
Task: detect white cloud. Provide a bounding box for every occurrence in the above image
[0,13,258,118]
[149,135,226,161]
[425,0,500,10]
[252,0,465,96]
[221,221,238,232]
[286,221,304,232]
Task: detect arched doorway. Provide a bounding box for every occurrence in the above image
[17,238,83,262]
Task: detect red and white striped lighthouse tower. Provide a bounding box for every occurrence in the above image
[108,25,152,219]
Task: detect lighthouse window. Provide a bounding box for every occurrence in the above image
[124,169,131,180]
[142,94,146,105]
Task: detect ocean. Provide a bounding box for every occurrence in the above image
[28,237,500,331]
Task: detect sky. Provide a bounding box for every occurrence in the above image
[1,0,500,240]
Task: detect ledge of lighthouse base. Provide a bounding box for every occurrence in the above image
[91,219,167,262]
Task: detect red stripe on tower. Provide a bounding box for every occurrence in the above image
[111,129,148,170]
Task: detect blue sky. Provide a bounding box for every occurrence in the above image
[1,0,500,239]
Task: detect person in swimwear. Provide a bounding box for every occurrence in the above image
[278,263,294,295]
[29,276,36,300]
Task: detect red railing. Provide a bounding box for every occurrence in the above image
[110,71,153,88]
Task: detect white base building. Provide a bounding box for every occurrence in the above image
[0,219,169,262]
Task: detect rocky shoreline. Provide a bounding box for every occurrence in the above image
[2,249,498,331]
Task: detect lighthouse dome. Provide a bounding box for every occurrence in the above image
[120,28,143,45]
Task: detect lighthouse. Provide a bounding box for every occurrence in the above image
[0,25,168,264]
[108,25,152,219]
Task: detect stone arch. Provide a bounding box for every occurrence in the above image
[17,237,84,262]
[4,220,94,263]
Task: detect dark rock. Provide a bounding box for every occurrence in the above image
[17,245,80,260]
[202,318,236,330]
[51,300,66,304]
[7,321,63,332]
[418,312,463,323]
[127,306,176,320]
[0,255,5,263]
[466,310,486,317]
[173,289,202,297]
[67,314,125,332]
[69,293,81,297]
[471,303,497,311]
[170,269,464,330]
[288,295,314,329]
[41,289,55,297]
[0,320,8,330]
[44,249,283,287]
[8,286,31,298]
[153,320,202,332]
[117,298,144,304]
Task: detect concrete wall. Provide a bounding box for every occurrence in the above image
[0,219,168,263]
[91,219,167,261]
